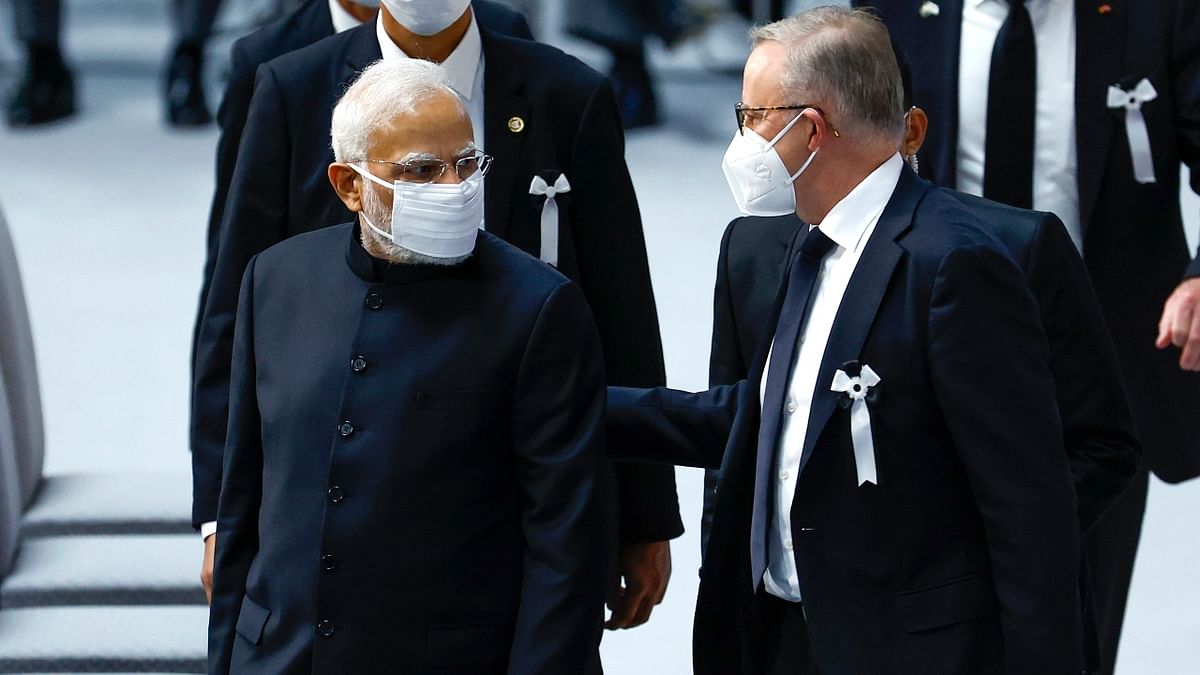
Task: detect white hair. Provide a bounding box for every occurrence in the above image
[330,58,465,163]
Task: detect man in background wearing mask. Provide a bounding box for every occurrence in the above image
[208,58,608,674]
[604,8,1084,672]
[192,0,682,630]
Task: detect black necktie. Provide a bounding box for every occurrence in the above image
[983,0,1036,209]
[757,227,838,465]
[750,226,837,584]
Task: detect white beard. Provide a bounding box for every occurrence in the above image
[359,183,468,267]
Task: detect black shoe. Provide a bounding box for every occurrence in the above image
[165,42,212,127]
[610,54,659,130]
[6,45,76,127]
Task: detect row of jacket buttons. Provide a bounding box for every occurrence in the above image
[320,312,376,642]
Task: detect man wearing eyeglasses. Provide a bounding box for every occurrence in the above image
[207,59,608,675]
[605,8,1083,673]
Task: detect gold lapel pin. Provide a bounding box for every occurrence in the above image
[919,1,940,18]
[507,116,525,134]
[1098,3,1113,13]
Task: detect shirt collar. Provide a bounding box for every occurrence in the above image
[813,153,904,253]
[328,0,365,33]
[375,11,483,101]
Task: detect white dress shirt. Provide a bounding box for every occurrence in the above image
[760,153,904,602]
[199,10,489,543]
[376,12,486,155]
[328,0,365,33]
[957,0,1081,249]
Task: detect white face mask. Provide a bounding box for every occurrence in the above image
[381,0,471,36]
[352,164,483,260]
[721,111,818,217]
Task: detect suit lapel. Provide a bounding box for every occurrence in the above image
[795,170,928,480]
[343,21,383,74]
[1074,0,1126,233]
[307,0,335,38]
[479,28,529,242]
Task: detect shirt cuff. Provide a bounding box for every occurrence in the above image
[200,521,218,540]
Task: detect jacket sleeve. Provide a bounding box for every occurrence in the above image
[568,75,682,543]
[927,241,1083,673]
[702,219,746,553]
[189,38,257,462]
[207,257,263,675]
[201,38,257,311]
[191,63,292,528]
[1026,214,1141,532]
[1174,0,1200,276]
[507,282,607,675]
[606,383,743,470]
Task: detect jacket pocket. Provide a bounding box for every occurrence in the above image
[234,594,272,645]
[895,573,999,633]
[416,389,495,410]
[427,621,513,665]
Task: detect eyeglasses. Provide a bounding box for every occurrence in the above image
[734,103,834,136]
[358,150,493,184]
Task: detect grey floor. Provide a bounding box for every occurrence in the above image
[1,1,1198,673]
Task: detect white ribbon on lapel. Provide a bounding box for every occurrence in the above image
[830,365,881,486]
[528,173,571,267]
[1107,78,1158,184]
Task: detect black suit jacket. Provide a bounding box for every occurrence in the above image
[608,171,1083,674]
[209,225,606,675]
[192,20,681,541]
[702,198,1140,551]
[859,0,1200,482]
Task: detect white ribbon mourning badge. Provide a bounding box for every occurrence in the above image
[529,173,571,267]
[1106,78,1158,185]
[830,361,881,486]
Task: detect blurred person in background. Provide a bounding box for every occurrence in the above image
[7,0,227,127]
[565,0,703,129]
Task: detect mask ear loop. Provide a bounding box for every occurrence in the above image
[349,163,399,243]
[767,108,825,184]
[785,147,819,184]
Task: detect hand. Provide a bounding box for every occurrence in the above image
[605,540,672,630]
[1157,278,1200,370]
[201,533,216,604]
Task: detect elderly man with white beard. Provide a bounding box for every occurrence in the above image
[207,58,608,675]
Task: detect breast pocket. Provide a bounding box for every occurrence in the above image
[416,389,496,411]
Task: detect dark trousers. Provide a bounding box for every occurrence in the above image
[13,0,58,46]
[1084,467,1150,675]
[11,0,222,47]
[760,593,817,675]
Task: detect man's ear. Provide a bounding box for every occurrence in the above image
[903,107,929,157]
[804,108,834,151]
[329,163,363,213]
